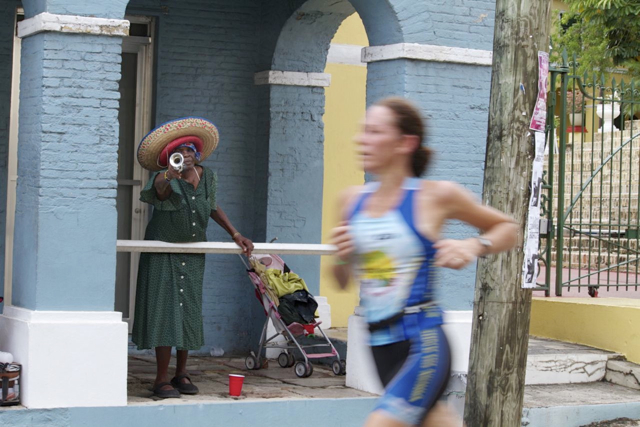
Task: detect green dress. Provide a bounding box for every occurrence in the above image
[132,167,217,350]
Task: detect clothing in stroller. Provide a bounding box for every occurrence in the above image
[240,254,346,378]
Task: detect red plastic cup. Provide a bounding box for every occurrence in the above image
[229,374,245,396]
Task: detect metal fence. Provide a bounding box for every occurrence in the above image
[537,53,640,296]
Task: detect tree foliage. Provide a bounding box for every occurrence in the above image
[552,0,640,78]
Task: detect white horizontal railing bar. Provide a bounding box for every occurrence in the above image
[116,240,337,256]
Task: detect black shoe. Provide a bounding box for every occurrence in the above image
[171,374,199,395]
[152,382,181,399]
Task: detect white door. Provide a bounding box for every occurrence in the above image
[3,9,23,307]
[115,16,154,330]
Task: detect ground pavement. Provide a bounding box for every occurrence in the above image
[127,354,374,404]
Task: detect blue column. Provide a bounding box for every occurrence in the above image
[363,58,493,311]
[265,0,354,296]
[354,0,496,311]
[11,1,127,311]
[266,85,325,295]
[407,61,492,311]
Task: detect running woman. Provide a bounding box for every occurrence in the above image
[331,97,518,427]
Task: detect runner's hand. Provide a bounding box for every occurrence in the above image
[433,238,483,270]
[330,221,355,263]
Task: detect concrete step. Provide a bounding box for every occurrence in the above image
[523,382,640,427]
[606,359,640,390]
[526,337,620,385]
[580,420,640,427]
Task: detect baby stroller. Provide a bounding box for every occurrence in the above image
[240,253,346,378]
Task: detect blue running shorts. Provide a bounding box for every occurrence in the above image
[371,324,451,425]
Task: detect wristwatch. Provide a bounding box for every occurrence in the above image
[476,237,492,257]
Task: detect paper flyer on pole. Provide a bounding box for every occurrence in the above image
[529,51,549,132]
[522,132,546,288]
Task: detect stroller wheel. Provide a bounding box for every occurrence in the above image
[332,359,346,376]
[278,352,289,368]
[245,355,259,370]
[295,361,312,378]
[287,353,295,367]
[305,362,314,378]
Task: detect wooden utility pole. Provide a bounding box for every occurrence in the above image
[464,1,551,426]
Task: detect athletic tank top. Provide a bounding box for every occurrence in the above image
[349,177,442,345]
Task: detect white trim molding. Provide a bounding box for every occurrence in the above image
[327,43,366,67]
[0,306,128,408]
[17,12,130,38]
[254,71,331,87]
[362,43,493,67]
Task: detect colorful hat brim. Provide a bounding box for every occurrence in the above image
[137,117,219,171]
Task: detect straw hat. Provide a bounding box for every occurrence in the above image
[137,117,219,171]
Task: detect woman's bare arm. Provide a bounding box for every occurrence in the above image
[423,181,518,269]
[330,186,361,289]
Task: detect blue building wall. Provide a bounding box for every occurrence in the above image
[0,0,496,351]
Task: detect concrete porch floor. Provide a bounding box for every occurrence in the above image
[127,334,628,404]
[3,334,640,427]
[127,354,374,404]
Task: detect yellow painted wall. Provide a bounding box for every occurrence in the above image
[330,14,369,46]
[319,14,367,327]
[530,297,640,364]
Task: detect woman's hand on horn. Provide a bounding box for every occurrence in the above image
[166,167,182,181]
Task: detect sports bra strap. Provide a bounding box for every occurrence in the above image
[347,182,378,220]
[348,178,421,222]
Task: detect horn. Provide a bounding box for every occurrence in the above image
[169,152,184,172]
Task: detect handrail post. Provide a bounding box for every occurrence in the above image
[544,68,559,297]
[555,54,569,296]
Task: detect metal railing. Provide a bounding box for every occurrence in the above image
[537,51,640,296]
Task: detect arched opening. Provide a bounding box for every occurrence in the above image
[265,1,374,317]
[265,0,431,328]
